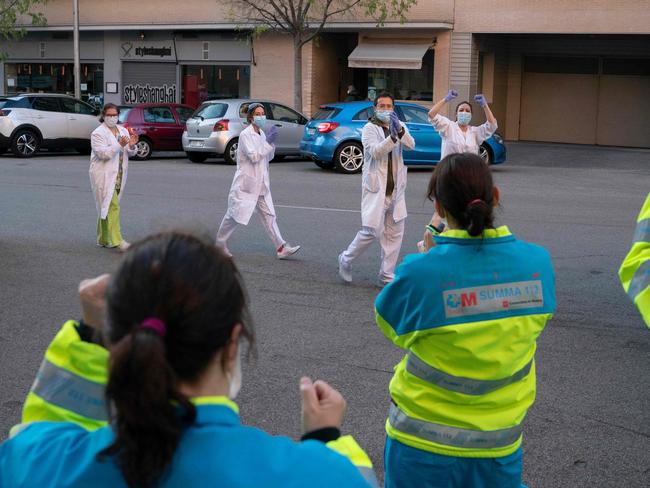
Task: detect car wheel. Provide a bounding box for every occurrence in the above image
[224,138,238,165]
[186,152,209,163]
[314,160,334,170]
[334,142,363,174]
[133,139,153,161]
[11,129,41,158]
[479,144,492,165]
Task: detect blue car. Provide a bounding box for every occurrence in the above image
[300,101,507,174]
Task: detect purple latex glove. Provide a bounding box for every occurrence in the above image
[444,89,458,103]
[389,111,401,137]
[474,94,487,107]
[265,125,279,145]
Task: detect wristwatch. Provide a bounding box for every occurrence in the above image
[426,222,445,235]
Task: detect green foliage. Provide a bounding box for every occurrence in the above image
[1,0,48,42]
[364,0,417,25]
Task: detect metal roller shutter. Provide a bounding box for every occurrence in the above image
[122,62,177,104]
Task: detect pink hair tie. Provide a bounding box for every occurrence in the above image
[468,199,484,207]
[140,318,167,337]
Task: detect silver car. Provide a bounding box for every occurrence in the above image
[182,99,308,164]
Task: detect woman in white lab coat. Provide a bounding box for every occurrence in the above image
[89,104,138,250]
[215,103,300,259]
[419,91,498,251]
[428,90,497,160]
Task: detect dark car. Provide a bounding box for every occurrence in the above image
[300,101,507,174]
[119,103,195,160]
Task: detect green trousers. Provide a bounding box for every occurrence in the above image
[96,189,123,247]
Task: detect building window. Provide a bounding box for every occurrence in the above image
[202,42,210,61]
[39,42,46,58]
[181,65,250,108]
[354,49,434,102]
[3,63,104,106]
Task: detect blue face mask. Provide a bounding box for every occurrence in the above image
[457,112,472,126]
[375,110,392,123]
[253,115,266,129]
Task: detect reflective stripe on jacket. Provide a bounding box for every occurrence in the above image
[619,192,650,328]
[375,226,556,458]
[2,321,378,487]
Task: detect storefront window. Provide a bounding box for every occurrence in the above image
[181,65,250,108]
[3,63,104,106]
[361,49,434,101]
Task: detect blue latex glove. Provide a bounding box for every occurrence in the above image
[444,89,458,102]
[474,94,487,107]
[265,125,279,145]
[389,111,401,138]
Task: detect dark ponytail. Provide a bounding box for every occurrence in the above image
[427,153,496,237]
[99,232,253,487]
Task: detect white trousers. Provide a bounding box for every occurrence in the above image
[341,195,405,282]
[216,196,285,250]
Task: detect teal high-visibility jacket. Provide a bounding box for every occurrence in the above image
[619,192,650,328]
[375,226,556,458]
[0,321,378,488]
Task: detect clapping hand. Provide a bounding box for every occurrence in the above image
[128,128,139,147]
[474,94,487,108]
[300,377,346,434]
[444,89,458,103]
[118,135,129,147]
[265,126,279,145]
[389,112,401,138]
[79,274,111,331]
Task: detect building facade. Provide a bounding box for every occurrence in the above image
[3,0,649,148]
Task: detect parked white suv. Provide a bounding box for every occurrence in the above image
[0,93,101,158]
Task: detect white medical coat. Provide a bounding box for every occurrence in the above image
[89,124,137,219]
[360,122,415,229]
[226,124,276,225]
[430,114,497,159]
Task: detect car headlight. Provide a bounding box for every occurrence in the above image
[492,133,503,144]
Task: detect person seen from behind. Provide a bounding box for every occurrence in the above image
[375,153,556,488]
[0,232,377,488]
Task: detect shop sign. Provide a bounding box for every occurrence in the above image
[121,41,175,60]
[123,83,177,104]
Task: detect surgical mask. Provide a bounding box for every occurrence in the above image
[227,345,242,399]
[104,115,118,128]
[253,115,267,129]
[375,110,391,123]
[457,112,472,126]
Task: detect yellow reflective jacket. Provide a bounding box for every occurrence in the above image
[619,192,650,328]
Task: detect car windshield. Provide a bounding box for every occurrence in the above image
[193,103,228,120]
[312,107,341,120]
[118,108,132,123]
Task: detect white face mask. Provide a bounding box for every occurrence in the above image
[227,345,242,399]
[104,115,118,128]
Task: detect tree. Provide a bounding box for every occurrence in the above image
[1,0,48,59]
[227,0,416,111]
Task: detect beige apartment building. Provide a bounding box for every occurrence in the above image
[3,0,649,148]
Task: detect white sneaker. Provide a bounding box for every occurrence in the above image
[118,240,131,251]
[338,253,352,283]
[277,243,301,259]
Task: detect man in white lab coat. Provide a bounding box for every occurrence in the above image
[338,92,415,285]
[215,103,300,259]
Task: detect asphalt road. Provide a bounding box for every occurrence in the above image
[1,142,649,487]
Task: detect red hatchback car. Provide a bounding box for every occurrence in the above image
[118,103,195,160]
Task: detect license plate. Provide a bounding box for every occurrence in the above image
[189,140,204,147]
[307,128,316,136]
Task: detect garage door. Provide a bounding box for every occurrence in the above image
[520,56,650,148]
[122,62,177,105]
